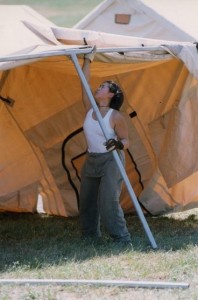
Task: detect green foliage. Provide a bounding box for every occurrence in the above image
[0,0,102,27]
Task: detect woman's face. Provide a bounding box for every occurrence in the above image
[94,83,111,100]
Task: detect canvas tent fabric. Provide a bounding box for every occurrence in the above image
[1,6,198,218]
[74,0,198,42]
[74,0,198,216]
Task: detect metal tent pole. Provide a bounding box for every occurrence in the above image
[0,279,189,289]
[0,46,167,62]
[70,52,157,249]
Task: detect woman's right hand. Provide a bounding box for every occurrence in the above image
[84,45,97,63]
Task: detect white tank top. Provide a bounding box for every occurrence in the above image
[83,108,117,153]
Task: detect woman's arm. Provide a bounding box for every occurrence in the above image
[81,47,96,113]
[112,111,130,150]
[81,58,92,113]
[105,111,129,152]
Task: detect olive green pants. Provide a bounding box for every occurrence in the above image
[79,151,131,242]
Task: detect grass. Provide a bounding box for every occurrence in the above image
[0,0,102,27]
[0,210,197,299]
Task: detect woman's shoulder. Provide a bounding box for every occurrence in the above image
[111,109,126,127]
[111,109,124,119]
[86,107,93,115]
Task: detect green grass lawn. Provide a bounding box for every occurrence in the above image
[0,210,197,299]
[0,0,102,27]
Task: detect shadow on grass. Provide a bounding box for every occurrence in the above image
[0,211,197,271]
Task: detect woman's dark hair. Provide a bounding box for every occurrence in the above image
[106,80,124,111]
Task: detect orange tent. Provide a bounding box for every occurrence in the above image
[1,5,198,217]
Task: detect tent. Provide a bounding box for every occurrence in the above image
[1,5,198,218]
[74,0,198,216]
[74,0,198,42]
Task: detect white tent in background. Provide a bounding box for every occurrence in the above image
[74,0,198,42]
[1,5,198,218]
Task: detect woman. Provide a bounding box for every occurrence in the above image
[79,48,132,244]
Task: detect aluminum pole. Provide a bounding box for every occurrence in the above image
[0,46,167,62]
[0,279,189,289]
[70,52,157,249]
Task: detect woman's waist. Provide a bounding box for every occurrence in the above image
[87,149,124,157]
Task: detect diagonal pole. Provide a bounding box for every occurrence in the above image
[70,52,157,249]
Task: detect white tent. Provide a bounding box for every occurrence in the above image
[74,0,198,42]
[1,5,198,218]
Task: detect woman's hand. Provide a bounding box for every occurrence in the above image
[84,45,97,63]
[104,139,124,151]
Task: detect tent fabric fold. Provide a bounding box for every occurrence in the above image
[0,5,198,217]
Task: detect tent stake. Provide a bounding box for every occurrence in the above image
[0,279,189,289]
[70,52,157,249]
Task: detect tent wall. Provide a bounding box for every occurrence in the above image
[73,0,198,215]
[74,0,198,42]
[1,51,198,216]
[1,5,198,217]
